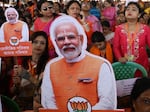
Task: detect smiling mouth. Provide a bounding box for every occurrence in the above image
[63,47,75,52]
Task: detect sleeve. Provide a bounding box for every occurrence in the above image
[113,26,122,60]
[106,42,113,63]
[146,25,150,48]
[20,22,29,42]
[41,61,58,109]
[33,18,39,32]
[92,62,117,110]
[0,24,5,42]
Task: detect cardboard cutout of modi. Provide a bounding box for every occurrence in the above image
[0,7,32,57]
[41,15,117,111]
[49,15,92,111]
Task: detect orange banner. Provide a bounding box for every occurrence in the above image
[0,41,32,57]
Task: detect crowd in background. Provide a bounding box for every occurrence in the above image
[0,0,150,111]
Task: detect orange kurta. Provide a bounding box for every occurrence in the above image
[90,42,113,63]
[3,21,23,42]
[50,55,104,110]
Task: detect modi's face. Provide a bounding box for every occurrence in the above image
[55,22,83,60]
[7,11,17,23]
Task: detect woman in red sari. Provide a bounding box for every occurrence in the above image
[113,2,150,77]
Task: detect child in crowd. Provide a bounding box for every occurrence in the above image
[89,31,114,63]
[101,20,114,45]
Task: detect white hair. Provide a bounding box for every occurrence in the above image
[4,7,19,22]
[50,15,87,57]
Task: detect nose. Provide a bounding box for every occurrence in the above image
[64,37,71,45]
[74,8,79,12]
[35,42,41,46]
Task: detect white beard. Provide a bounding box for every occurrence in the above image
[60,43,82,60]
[9,19,17,24]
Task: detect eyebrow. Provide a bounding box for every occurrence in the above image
[56,32,76,37]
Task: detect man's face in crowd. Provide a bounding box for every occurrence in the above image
[7,11,17,24]
[55,22,83,60]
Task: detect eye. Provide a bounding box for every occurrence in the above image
[33,40,38,44]
[67,35,76,40]
[47,6,53,9]
[42,8,47,11]
[56,36,65,42]
[143,98,150,105]
[40,41,46,45]
[126,8,130,11]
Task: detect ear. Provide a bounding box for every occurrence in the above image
[39,9,43,15]
[66,9,69,15]
[132,100,136,110]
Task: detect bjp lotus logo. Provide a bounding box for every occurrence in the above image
[9,36,19,46]
[67,96,92,112]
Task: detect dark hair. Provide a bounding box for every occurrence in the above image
[91,31,105,43]
[101,20,110,27]
[65,0,81,14]
[22,31,49,75]
[0,6,6,26]
[37,0,53,11]
[54,2,62,13]
[90,1,97,7]
[27,1,34,6]
[130,77,150,110]
[125,2,142,13]
[104,0,114,6]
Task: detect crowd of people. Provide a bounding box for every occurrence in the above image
[0,0,150,112]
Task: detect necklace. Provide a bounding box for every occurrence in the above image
[125,22,139,61]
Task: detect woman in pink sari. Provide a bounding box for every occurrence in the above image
[101,0,116,31]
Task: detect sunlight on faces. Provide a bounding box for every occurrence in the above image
[55,22,83,60]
